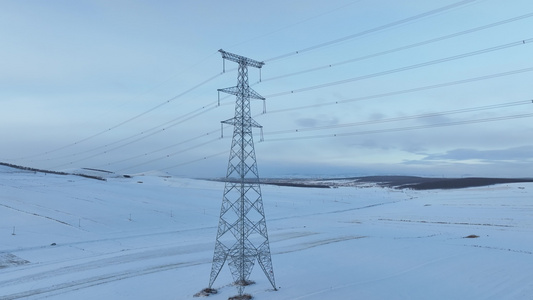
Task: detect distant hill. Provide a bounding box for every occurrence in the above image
[351,176,533,190]
[254,176,533,190]
[0,162,108,181]
[3,162,531,189]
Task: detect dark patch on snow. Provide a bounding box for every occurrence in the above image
[82,168,114,174]
[396,177,533,190]
[464,234,480,238]
[212,176,533,190]
[0,162,107,181]
[194,287,217,297]
[228,294,252,300]
[0,253,30,269]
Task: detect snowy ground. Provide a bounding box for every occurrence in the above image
[0,165,532,299]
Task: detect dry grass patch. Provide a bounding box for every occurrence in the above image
[228,294,252,300]
[193,288,217,297]
[464,234,480,238]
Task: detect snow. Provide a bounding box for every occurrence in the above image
[0,165,532,299]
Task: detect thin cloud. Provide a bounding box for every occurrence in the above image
[423,145,533,162]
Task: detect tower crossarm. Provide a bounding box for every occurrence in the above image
[219,49,264,69]
[221,117,262,128]
[218,86,265,100]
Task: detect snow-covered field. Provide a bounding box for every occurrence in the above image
[0,165,532,299]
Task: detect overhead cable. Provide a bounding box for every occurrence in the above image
[265,100,533,135]
[226,0,364,49]
[20,72,222,160]
[265,38,533,98]
[158,111,533,170]
[52,103,219,169]
[260,67,533,115]
[265,0,479,62]
[264,113,533,142]
[130,99,532,172]
[160,150,228,172]
[116,137,222,172]
[261,12,533,83]
[101,128,221,168]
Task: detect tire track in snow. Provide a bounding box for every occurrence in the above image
[0,242,213,288]
[0,225,215,254]
[378,218,515,228]
[467,244,532,255]
[0,232,364,299]
[270,199,404,223]
[274,235,365,255]
[290,250,470,300]
[0,203,73,227]
[1,260,206,300]
[0,241,214,299]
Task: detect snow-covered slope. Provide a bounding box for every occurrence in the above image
[0,165,531,299]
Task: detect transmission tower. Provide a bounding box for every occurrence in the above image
[208,49,276,296]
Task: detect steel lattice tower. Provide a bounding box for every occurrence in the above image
[208,49,276,296]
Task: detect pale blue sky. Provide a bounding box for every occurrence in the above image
[1,0,532,177]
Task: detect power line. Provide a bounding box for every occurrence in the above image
[259,67,533,115]
[264,100,532,135]
[101,128,221,168]
[52,102,220,169]
[119,98,532,172]
[264,38,533,98]
[226,0,364,50]
[147,99,532,172]
[264,113,533,142]
[18,72,222,160]
[27,43,533,168]
[265,0,479,62]
[108,66,533,171]
[260,12,533,83]
[30,100,219,166]
[155,111,533,171]
[25,4,531,173]
[104,124,237,173]
[37,62,533,171]
[160,150,228,172]
[116,136,222,172]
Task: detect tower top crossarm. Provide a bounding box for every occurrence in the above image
[219,49,265,69]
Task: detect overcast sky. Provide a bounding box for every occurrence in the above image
[1,0,532,178]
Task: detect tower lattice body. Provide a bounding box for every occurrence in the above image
[208,49,276,295]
